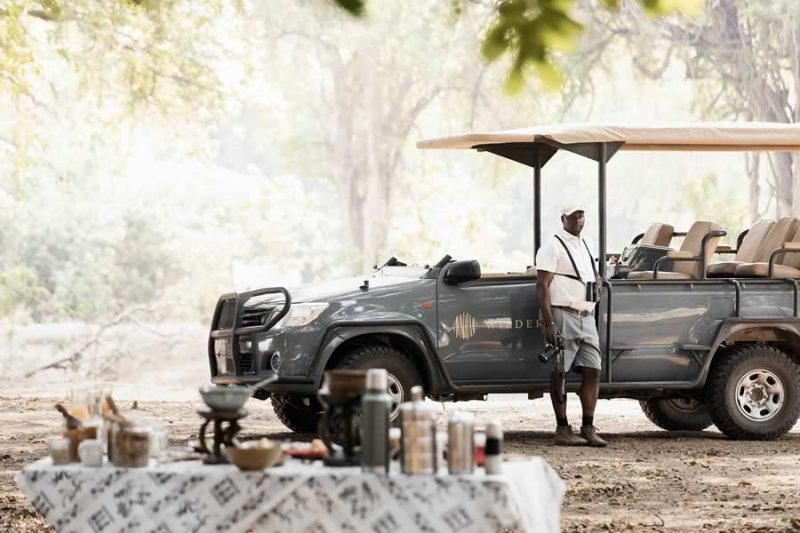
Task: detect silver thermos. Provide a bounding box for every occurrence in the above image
[399,385,437,474]
[361,369,391,473]
[447,411,475,474]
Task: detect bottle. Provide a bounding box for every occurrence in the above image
[484,419,503,475]
[447,411,475,475]
[400,385,437,474]
[360,369,391,474]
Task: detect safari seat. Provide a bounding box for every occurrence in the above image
[734,219,800,278]
[627,221,723,280]
[707,219,775,277]
[639,223,674,247]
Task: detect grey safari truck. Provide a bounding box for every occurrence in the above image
[209,122,800,440]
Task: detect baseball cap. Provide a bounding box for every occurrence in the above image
[560,206,584,217]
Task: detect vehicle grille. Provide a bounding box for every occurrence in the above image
[239,353,254,374]
[240,306,276,328]
[218,300,236,329]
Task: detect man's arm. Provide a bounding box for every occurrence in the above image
[537,270,558,344]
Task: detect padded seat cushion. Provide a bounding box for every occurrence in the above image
[627,271,694,280]
[734,262,800,278]
[641,223,674,247]
[706,261,742,276]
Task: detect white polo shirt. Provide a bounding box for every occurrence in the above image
[535,229,597,312]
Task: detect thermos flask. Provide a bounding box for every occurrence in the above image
[400,385,437,474]
[361,369,391,473]
[447,411,475,474]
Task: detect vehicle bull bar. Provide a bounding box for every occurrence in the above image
[208,287,292,376]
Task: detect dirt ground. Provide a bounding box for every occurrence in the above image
[2,390,798,533]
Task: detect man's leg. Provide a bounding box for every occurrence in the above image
[549,367,567,422]
[550,314,585,446]
[578,367,600,425]
[574,332,608,447]
[551,366,584,445]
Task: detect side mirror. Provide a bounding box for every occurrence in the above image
[444,260,481,285]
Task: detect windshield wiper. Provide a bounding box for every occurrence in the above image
[374,256,406,272]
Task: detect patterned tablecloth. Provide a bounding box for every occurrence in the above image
[16,457,564,533]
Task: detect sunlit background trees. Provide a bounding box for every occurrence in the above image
[1,0,797,384]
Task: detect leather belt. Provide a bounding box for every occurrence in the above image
[554,306,593,317]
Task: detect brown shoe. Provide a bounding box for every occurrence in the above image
[580,425,608,447]
[554,425,586,446]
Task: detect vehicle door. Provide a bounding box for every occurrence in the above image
[436,265,550,384]
[598,279,737,383]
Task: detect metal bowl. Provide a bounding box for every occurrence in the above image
[199,385,252,411]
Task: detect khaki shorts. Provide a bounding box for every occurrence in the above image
[552,307,602,371]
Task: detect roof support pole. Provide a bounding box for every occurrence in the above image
[533,149,542,262]
[598,143,607,278]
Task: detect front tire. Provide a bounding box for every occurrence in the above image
[639,398,713,431]
[706,345,800,440]
[332,344,423,422]
[271,393,322,433]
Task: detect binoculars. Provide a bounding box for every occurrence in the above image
[585,280,600,303]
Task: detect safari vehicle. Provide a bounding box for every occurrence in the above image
[209,123,800,440]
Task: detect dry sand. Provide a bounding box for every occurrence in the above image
[2,388,798,532]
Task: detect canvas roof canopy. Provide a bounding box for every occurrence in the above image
[417,122,800,153]
[417,122,800,275]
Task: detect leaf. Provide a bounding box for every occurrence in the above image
[332,0,366,17]
[537,11,583,51]
[481,23,511,61]
[534,59,564,90]
[600,0,622,10]
[503,67,525,95]
[638,0,704,16]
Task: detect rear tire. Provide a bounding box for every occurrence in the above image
[706,344,800,440]
[639,398,713,431]
[271,393,322,433]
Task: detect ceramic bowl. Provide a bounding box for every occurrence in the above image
[199,385,252,411]
[226,441,282,471]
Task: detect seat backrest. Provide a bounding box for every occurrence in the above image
[779,224,800,269]
[673,221,722,277]
[640,223,674,247]
[753,217,799,263]
[735,219,775,262]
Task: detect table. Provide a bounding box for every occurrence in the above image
[16,457,564,533]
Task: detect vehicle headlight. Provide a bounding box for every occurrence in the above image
[273,303,329,329]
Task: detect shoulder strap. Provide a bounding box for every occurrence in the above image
[554,235,582,282]
[583,240,598,278]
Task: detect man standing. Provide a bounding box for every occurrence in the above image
[536,207,608,447]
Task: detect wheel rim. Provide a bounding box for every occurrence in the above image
[667,398,704,412]
[735,368,785,422]
[386,372,404,420]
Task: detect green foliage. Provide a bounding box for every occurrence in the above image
[479,0,703,93]
[0,265,48,319]
[332,0,365,17]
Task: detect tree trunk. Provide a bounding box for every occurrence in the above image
[747,152,760,223]
[772,152,794,217]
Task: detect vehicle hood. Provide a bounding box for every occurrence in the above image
[246,275,427,307]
